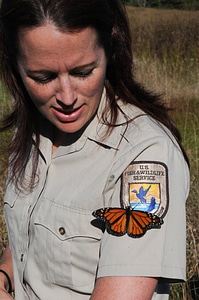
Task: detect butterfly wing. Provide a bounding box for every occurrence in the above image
[92,207,127,236]
[127,210,163,238]
[92,207,163,238]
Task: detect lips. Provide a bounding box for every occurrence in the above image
[55,106,79,115]
[52,105,84,122]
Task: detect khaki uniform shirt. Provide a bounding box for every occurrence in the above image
[4,93,190,299]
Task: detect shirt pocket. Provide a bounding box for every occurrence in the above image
[33,198,102,294]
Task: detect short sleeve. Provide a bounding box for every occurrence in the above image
[97,131,190,283]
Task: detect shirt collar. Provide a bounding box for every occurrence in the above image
[83,89,128,150]
[34,88,137,160]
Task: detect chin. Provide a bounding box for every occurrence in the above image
[58,125,83,134]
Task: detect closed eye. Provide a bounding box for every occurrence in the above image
[70,68,94,78]
[26,63,95,85]
[28,72,57,85]
[28,68,94,84]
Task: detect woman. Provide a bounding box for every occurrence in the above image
[0,0,189,299]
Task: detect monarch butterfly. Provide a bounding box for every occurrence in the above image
[92,206,163,238]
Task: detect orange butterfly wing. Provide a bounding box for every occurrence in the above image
[92,207,127,236]
[128,210,163,238]
[92,207,163,238]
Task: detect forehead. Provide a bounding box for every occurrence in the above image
[17,24,101,69]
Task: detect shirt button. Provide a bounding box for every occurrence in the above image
[59,227,66,235]
[20,254,24,262]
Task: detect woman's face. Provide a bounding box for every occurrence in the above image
[17,23,107,136]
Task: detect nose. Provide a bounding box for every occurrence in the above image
[55,75,76,106]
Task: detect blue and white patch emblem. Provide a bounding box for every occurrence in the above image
[121,161,169,218]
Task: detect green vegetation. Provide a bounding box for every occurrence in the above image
[0,6,199,299]
[125,0,199,10]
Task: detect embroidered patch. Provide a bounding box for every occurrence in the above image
[92,161,167,238]
[121,161,169,218]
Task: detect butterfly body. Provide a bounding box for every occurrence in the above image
[92,206,163,238]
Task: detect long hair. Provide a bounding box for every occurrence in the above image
[0,0,189,189]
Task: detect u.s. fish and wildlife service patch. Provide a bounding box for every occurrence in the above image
[121,161,169,218]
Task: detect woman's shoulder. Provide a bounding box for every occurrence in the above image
[117,101,173,143]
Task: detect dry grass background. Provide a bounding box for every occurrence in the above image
[0,6,199,299]
[0,83,10,255]
[127,6,199,299]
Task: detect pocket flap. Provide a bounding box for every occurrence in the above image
[34,198,101,241]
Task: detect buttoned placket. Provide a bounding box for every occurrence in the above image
[20,132,89,288]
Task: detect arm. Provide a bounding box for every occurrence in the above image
[91,276,158,300]
[0,246,14,299]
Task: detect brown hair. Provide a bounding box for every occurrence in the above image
[0,0,189,189]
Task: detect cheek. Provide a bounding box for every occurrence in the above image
[80,73,106,98]
[24,82,53,106]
